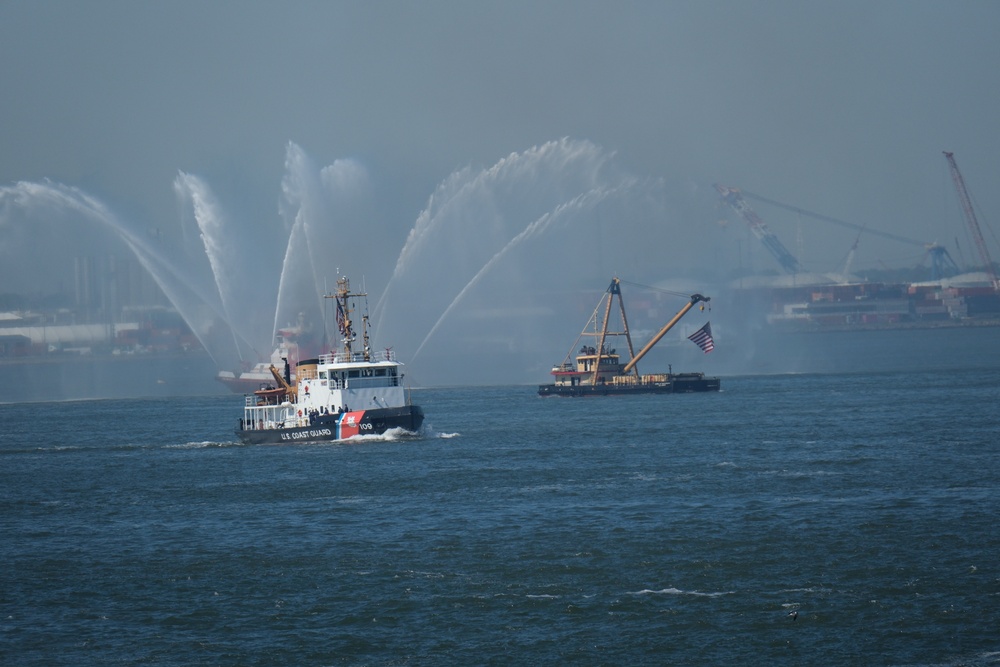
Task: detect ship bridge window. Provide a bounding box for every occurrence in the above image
[319,371,328,379]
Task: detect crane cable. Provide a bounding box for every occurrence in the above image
[619,279,712,310]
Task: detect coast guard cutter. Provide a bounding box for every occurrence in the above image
[236,277,423,444]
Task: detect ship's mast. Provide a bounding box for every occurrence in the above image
[592,282,616,385]
[559,277,637,385]
[327,276,371,360]
[591,278,639,383]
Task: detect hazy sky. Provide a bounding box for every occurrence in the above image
[3,0,1000,275]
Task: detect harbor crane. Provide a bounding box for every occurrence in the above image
[716,184,801,274]
[715,183,802,274]
[739,189,960,281]
[943,151,1000,291]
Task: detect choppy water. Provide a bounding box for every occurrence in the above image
[2,369,999,665]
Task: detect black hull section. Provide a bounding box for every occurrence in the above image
[236,405,424,445]
[538,373,720,397]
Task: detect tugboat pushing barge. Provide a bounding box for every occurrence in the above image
[538,277,721,397]
[236,277,423,444]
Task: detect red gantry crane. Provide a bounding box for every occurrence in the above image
[943,151,1000,291]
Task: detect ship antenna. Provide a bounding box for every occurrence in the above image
[362,292,372,362]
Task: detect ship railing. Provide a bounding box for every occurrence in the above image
[319,349,397,364]
[609,373,672,387]
[242,400,298,430]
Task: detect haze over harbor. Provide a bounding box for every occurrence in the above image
[3,2,1000,389]
[2,8,1000,665]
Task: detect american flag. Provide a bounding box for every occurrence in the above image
[687,322,715,353]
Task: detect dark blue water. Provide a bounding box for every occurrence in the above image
[2,369,999,665]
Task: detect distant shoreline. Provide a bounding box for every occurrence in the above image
[0,349,213,367]
[769,318,1000,334]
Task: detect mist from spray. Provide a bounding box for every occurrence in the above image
[0,179,244,367]
[411,183,634,361]
[173,172,259,364]
[369,137,713,384]
[275,142,376,356]
[376,138,617,323]
[1,139,746,388]
[275,143,327,355]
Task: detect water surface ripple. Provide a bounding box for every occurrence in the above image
[2,369,999,665]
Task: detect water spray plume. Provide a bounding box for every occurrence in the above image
[174,172,248,362]
[411,183,631,361]
[2,138,681,387]
[373,138,620,344]
[276,142,325,348]
[375,139,611,315]
[0,180,241,366]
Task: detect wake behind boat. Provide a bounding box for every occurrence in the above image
[236,277,423,444]
[538,277,721,396]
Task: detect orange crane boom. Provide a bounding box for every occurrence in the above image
[621,293,710,375]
